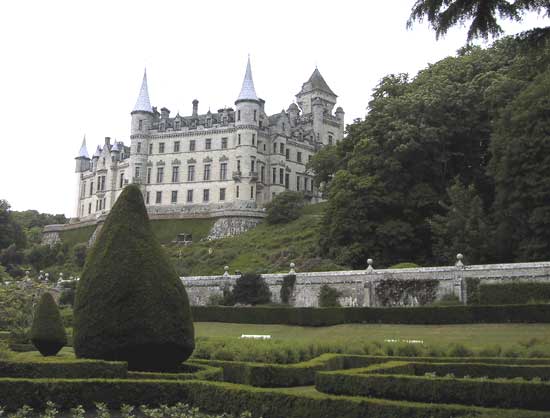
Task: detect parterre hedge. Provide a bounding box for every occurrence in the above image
[192,304,550,325]
[0,378,548,418]
[127,362,222,381]
[0,359,127,378]
[478,282,550,305]
[316,366,550,411]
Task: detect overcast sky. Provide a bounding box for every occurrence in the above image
[0,1,547,217]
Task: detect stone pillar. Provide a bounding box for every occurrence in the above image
[455,253,467,304]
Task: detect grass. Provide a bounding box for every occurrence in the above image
[167,202,345,276]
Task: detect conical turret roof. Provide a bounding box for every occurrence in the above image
[77,135,89,159]
[93,145,102,158]
[298,68,336,97]
[236,56,259,102]
[132,69,153,113]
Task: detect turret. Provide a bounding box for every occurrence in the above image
[130,69,154,135]
[75,135,90,173]
[192,99,199,117]
[296,68,337,115]
[234,56,261,128]
[287,103,300,127]
[312,97,324,143]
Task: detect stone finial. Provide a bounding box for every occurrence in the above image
[289,262,296,274]
[223,266,230,277]
[456,253,464,268]
[366,258,374,273]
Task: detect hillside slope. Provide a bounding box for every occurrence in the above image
[167,203,346,276]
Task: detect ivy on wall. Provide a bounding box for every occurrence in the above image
[280,274,296,305]
[375,279,439,307]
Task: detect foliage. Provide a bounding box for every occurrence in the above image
[191,304,550,326]
[30,292,67,356]
[388,262,420,269]
[0,358,126,378]
[318,285,341,307]
[375,279,439,306]
[280,274,296,304]
[477,282,550,305]
[264,191,305,224]
[72,243,87,268]
[73,184,195,371]
[407,0,550,41]
[0,281,47,332]
[232,273,271,305]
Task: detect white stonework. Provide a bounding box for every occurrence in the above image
[73,59,345,222]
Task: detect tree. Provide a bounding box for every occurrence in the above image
[265,191,305,224]
[431,178,490,264]
[0,200,26,251]
[72,243,87,268]
[30,292,67,356]
[318,284,342,307]
[232,273,271,305]
[73,184,195,371]
[408,0,550,41]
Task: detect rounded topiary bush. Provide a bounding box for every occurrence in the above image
[30,292,67,356]
[73,184,194,371]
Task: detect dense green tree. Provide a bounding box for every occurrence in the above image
[408,0,550,41]
[0,200,26,251]
[232,273,271,305]
[71,243,87,268]
[318,284,342,307]
[265,191,305,224]
[431,178,490,264]
[73,184,194,371]
[30,292,67,356]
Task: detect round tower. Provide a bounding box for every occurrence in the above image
[234,57,261,203]
[312,97,324,144]
[74,136,90,218]
[130,70,154,185]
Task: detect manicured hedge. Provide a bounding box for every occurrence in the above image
[316,368,550,411]
[412,362,550,380]
[478,282,550,305]
[127,362,222,381]
[0,378,547,417]
[0,359,127,378]
[192,304,550,325]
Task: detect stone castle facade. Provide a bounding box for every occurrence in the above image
[74,58,344,221]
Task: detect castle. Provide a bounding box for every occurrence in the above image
[74,58,344,223]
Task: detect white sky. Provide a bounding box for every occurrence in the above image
[0,1,547,217]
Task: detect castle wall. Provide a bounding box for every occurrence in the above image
[181,261,550,307]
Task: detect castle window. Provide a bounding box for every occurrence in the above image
[219,188,226,201]
[175,121,180,130]
[285,173,290,189]
[273,143,276,153]
[189,140,196,151]
[159,142,165,153]
[237,110,241,121]
[237,160,241,173]
[259,120,263,128]
[263,144,266,151]
[282,122,285,131]
[251,160,255,173]
[159,123,165,131]
[206,118,211,128]
[205,138,212,150]
[135,166,141,181]
[172,166,180,183]
[171,191,178,204]
[137,142,142,153]
[119,173,124,188]
[102,158,105,166]
[221,137,228,149]
[203,164,211,181]
[304,177,308,191]
[147,168,152,184]
[96,200,99,211]
[272,168,276,184]
[81,182,86,198]
[279,168,284,185]
[149,143,153,154]
[250,186,254,199]
[146,192,150,204]
[253,110,257,121]
[297,175,300,191]
[187,165,195,181]
[138,120,143,131]
[220,162,227,180]
[286,149,290,160]
[252,134,255,146]
[174,141,180,152]
[88,203,92,214]
[156,167,164,183]
[297,152,302,163]
[187,189,193,202]
[280,143,284,154]
[308,155,312,162]
[238,134,241,145]
[328,135,333,146]
[203,189,210,202]
[236,185,240,198]
[156,191,162,204]
[81,204,84,216]
[260,166,265,183]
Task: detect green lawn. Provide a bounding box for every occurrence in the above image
[195,322,550,354]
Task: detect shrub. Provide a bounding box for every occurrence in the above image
[280,274,296,304]
[72,243,88,268]
[264,191,304,224]
[73,184,194,371]
[318,285,341,307]
[232,273,271,305]
[30,292,67,356]
[478,282,550,305]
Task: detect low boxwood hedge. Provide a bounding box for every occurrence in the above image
[316,367,550,411]
[127,362,222,381]
[0,378,548,417]
[412,362,550,380]
[192,304,550,325]
[478,282,550,305]
[0,359,127,379]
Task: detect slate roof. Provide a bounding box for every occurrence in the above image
[298,68,336,97]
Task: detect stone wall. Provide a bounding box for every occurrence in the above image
[181,259,550,307]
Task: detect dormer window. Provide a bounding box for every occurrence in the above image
[207,118,212,128]
[175,121,180,130]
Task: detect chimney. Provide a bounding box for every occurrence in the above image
[160,107,170,119]
[104,137,111,146]
[192,99,199,117]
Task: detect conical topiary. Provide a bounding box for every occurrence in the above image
[73,184,194,371]
[30,292,67,356]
